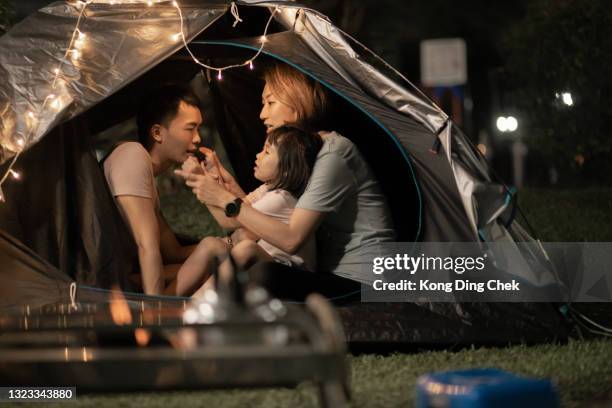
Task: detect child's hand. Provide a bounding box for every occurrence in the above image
[181,156,204,175]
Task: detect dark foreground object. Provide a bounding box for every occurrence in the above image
[0,293,350,408]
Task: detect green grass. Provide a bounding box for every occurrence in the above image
[518,187,612,241]
[38,339,612,408]
[137,187,612,407]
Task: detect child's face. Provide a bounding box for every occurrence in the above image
[254,139,280,184]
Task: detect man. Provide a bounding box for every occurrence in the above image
[104,84,203,295]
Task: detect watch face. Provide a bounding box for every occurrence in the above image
[225,198,242,217]
[225,202,238,217]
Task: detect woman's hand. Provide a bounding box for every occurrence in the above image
[200,148,246,198]
[174,169,235,208]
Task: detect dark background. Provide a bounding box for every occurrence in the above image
[2,0,610,186]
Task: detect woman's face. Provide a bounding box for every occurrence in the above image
[254,139,280,183]
[259,83,298,134]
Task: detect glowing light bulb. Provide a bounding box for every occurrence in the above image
[249,60,254,70]
[170,33,181,42]
[78,31,86,40]
[172,1,178,7]
[71,49,81,59]
[74,39,84,49]
[51,98,62,111]
[261,35,267,43]
[217,70,222,80]
[9,170,20,180]
[16,138,25,148]
[147,1,153,6]
[27,111,35,119]
[54,68,60,75]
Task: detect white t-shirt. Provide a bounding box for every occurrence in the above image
[247,184,316,271]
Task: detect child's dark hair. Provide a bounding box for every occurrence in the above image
[137,83,201,150]
[266,126,323,197]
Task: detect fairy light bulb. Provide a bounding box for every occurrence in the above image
[249,60,254,70]
[51,98,62,111]
[172,1,178,7]
[170,33,181,42]
[147,1,153,6]
[217,70,222,80]
[16,138,25,148]
[9,169,20,180]
[261,35,267,43]
[54,68,60,75]
[27,111,35,119]
[78,30,86,40]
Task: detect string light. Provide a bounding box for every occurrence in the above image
[173,1,277,74]
[1,0,283,202]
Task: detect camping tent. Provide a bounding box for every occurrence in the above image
[0,0,569,345]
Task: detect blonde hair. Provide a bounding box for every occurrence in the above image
[263,64,330,131]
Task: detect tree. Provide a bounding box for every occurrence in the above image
[0,0,14,35]
[503,0,612,183]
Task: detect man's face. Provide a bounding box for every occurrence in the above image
[158,101,202,164]
[259,83,297,134]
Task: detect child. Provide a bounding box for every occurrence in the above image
[174,126,323,295]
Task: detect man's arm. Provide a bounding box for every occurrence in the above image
[158,212,195,263]
[115,195,164,295]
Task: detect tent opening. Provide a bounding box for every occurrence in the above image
[89,43,421,243]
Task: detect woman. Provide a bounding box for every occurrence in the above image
[178,63,396,301]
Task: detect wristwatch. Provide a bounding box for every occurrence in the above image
[224,197,243,217]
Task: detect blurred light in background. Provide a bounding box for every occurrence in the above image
[555,91,574,106]
[496,116,518,133]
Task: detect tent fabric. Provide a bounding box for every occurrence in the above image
[0,1,571,345]
[0,229,72,313]
[0,114,138,289]
[0,0,227,164]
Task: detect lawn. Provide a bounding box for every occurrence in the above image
[69,187,612,407]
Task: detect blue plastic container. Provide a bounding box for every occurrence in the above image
[415,368,559,408]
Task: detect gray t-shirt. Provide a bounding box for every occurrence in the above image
[296,132,395,283]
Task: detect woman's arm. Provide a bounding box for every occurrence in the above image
[177,171,324,254]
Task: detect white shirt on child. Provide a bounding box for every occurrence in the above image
[246,184,316,271]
